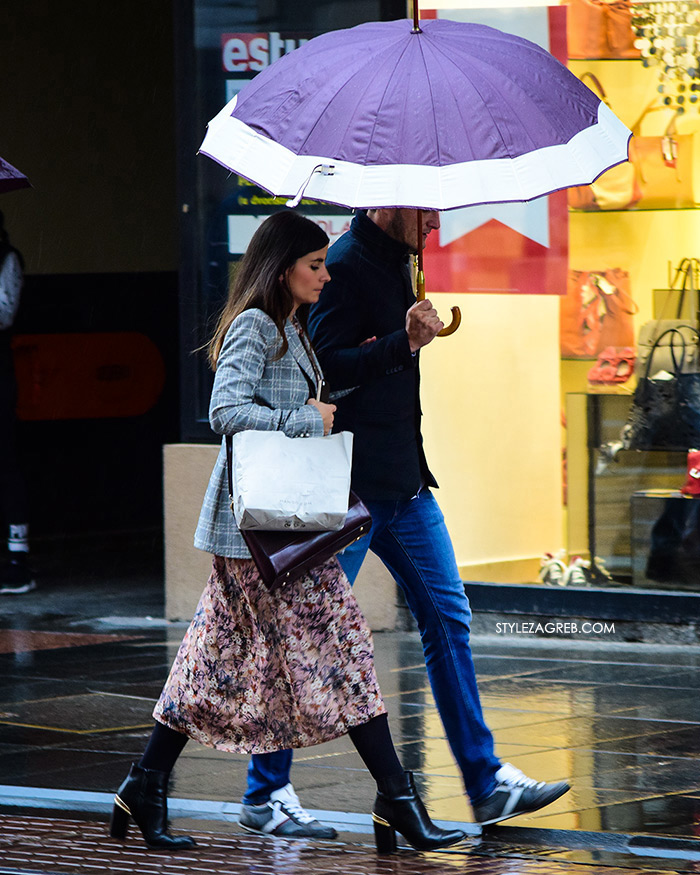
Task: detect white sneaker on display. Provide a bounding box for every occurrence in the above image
[564,556,592,587]
[538,550,567,586]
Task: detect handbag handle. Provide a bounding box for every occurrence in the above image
[226,434,234,511]
[679,259,699,321]
[629,101,675,137]
[591,271,639,316]
[293,316,327,402]
[644,326,699,380]
[654,258,700,323]
[579,72,608,104]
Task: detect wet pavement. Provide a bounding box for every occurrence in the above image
[0,538,699,872]
[3,812,700,875]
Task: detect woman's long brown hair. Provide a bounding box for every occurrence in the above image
[208,211,329,370]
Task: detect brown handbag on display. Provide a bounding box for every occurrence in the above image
[561,268,637,359]
[568,74,639,211]
[566,0,640,60]
[225,435,372,591]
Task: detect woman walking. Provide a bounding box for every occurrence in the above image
[110,211,465,855]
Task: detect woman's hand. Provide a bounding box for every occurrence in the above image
[307,399,336,435]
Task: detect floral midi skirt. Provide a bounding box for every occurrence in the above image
[153,555,386,754]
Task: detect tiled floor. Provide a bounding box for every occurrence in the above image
[0,620,699,839]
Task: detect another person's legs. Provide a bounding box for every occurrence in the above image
[0,373,35,595]
[241,714,466,851]
[243,750,292,804]
[341,490,569,824]
[341,492,499,802]
[239,749,336,838]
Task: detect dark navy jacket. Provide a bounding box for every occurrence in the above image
[308,211,437,501]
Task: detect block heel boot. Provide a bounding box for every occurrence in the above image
[372,771,466,854]
[110,762,197,851]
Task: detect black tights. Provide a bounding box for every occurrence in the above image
[139,713,403,782]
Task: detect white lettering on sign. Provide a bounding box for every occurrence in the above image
[228,215,351,255]
[222,33,309,73]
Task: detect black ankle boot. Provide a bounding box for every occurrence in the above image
[373,771,465,854]
[110,762,196,850]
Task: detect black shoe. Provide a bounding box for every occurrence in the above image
[110,762,196,850]
[473,763,570,826]
[0,559,37,595]
[372,771,466,854]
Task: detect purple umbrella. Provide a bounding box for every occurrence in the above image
[0,156,30,194]
[200,17,631,212]
[200,13,630,336]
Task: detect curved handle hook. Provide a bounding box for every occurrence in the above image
[416,263,461,338]
[438,307,461,336]
[415,209,460,338]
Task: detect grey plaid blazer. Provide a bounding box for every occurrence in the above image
[194,308,325,558]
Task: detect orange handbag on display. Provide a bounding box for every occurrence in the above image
[630,110,699,210]
[566,0,640,60]
[568,74,639,211]
[561,269,637,359]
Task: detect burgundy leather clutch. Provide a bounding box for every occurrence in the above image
[240,490,372,591]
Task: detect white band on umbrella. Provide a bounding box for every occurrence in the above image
[199,100,631,211]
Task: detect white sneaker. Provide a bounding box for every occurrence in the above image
[538,550,567,586]
[238,783,337,839]
[564,556,592,587]
[473,763,570,826]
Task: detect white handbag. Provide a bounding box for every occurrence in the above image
[230,430,353,532]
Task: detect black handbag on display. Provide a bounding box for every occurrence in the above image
[636,257,700,377]
[225,435,372,591]
[624,327,700,450]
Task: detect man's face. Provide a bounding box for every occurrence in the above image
[381,209,440,252]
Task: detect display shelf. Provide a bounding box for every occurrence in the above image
[566,393,689,586]
[569,206,700,214]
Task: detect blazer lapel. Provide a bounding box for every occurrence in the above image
[286,320,319,395]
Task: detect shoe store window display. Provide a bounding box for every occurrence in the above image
[232,209,569,838]
[111,212,465,855]
[0,211,35,596]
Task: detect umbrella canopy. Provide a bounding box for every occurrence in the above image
[0,156,30,194]
[199,17,631,211]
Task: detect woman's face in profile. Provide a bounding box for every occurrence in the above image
[286,246,330,312]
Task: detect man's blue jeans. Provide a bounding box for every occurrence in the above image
[243,489,500,806]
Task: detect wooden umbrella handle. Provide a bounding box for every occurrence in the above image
[415,210,461,337]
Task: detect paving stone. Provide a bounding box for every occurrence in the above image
[0,814,693,875]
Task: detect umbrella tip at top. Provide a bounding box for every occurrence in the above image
[411,0,422,33]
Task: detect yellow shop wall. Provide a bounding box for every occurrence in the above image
[420,292,564,583]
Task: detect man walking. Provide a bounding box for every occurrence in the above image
[308,208,569,824]
[237,208,569,836]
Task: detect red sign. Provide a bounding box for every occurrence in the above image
[423,7,568,295]
[222,33,310,72]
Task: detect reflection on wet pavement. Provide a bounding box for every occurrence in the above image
[1,814,699,875]
[0,624,698,841]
